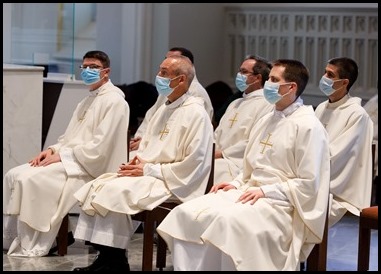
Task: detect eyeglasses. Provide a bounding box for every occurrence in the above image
[238,69,255,75]
[79,65,103,70]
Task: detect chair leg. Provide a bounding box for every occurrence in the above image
[141,213,155,271]
[57,214,69,256]
[156,231,167,270]
[357,222,371,271]
[306,213,328,271]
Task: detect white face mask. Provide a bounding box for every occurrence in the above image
[155,75,180,96]
[81,68,102,85]
[263,81,291,104]
[235,73,249,92]
[319,76,341,96]
[235,72,256,92]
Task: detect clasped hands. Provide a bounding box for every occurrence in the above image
[29,148,61,167]
[118,155,146,177]
[209,182,265,205]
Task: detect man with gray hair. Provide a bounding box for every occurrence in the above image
[129,47,213,156]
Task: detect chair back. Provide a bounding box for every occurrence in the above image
[306,140,377,271]
[127,129,131,162]
[205,143,215,194]
[371,142,376,180]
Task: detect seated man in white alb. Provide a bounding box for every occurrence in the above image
[214,54,273,183]
[315,57,374,226]
[3,50,130,257]
[129,47,213,157]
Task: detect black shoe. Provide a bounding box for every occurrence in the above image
[95,260,130,271]
[135,223,144,233]
[49,231,75,255]
[73,257,130,272]
[72,255,105,271]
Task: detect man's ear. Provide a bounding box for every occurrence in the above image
[180,74,186,85]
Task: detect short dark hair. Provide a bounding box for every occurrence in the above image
[245,54,272,86]
[327,57,358,91]
[272,59,310,98]
[169,47,194,64]
[83,50,110,68]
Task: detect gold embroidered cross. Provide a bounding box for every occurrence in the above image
[194,207,210,220]
[159,124,170,140]
[229,113,238,128]
[260,133,273,154]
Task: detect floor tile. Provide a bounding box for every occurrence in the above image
[3,214,377,271]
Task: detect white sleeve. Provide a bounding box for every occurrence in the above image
[143,162,164,181]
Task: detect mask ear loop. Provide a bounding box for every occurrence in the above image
[250,74,261,87]
[334,78,347,91]
[280,82,295,98]
[100,68,110,81]
[171,75,184,90]
[242,74,257,91]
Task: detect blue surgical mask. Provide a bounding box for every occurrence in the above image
[155,75,179,96]
[263,81,291,104]
[235,73,249,92]
[81,68,101,85]
[263,81,282,104]
[319,76,337,96]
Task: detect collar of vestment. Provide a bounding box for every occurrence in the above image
[89,80,112,97]
[243,88,265,99]
[274,96,303,118]
[326,93,351,108]
[165,93,190,110]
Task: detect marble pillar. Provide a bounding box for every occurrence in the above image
[3,64,44,177]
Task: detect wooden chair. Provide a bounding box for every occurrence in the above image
[131,143,216,271]
[357,205,378,271]
[55,130,132,256]
[56,130,131,256]
[56,214,69,256]
[357,143,378,271]
[305,201,329,271]
[127,129,130,162]
[305,143,376,271]
[370,141,378,206]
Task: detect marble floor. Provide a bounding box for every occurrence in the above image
[3,214,378,271]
